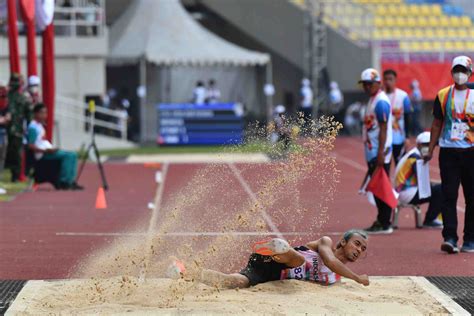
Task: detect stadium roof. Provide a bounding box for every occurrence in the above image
[108,0,270,66]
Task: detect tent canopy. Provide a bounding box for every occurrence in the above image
[109,0,270,67]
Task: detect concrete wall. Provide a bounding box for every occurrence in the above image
[326,27,373,93]
[187,0,303,113]
[0,36,107,102]
[199,0,305,70]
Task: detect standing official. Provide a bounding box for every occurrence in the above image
[359,68,394,234]
[425,56,474,253]
[383,69,412,165]
[5,73,31,182]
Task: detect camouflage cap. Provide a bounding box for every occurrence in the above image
[9,73,21,87]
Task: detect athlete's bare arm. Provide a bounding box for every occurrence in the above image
[306,237,369,286]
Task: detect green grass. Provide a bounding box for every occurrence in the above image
[100,141,272,157]
[0,169,29,202]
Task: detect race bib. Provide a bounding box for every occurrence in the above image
[451,122,469,141]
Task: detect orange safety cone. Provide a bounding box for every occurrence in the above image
[95,187,107,209]
[143,162,162,169]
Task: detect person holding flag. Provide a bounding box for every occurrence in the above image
[425,56,474,254]
[359,68,395,234]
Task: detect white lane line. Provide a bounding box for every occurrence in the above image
[227,163,284,239]
[333,153,366,171]
[55,231,310,237]
[127,153,270,164]
[335,153,465,213]
[140,162,169,281]
[410,277,470,316]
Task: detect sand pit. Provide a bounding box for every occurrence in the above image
[7,276,463,315]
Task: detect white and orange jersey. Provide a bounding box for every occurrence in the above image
[280,247,341,285]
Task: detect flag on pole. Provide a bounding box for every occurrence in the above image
[366,167,398,209]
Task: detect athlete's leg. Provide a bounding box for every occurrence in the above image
[201,269,250,289]
[254,238,305,268]
[271,248,305,268]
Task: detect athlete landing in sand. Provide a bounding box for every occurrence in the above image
[201,229,370,288]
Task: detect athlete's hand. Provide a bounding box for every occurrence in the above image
[356,274,370,286]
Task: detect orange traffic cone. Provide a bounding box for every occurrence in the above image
[95,187,107,209]
[143,162,162,169]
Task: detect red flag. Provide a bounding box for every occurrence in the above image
[366,167,398,209]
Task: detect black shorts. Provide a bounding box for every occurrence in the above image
[239,246,308,286]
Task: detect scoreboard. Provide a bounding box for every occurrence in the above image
[157,103,244,145]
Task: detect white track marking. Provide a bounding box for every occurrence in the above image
[55,231,310,237]
[139,162,169,281]
[333,153,367,171]
[127,153,270,164]
[227,163,283,239]
[410,277,470,316]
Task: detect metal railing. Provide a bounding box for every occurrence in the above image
[54,0,105,37]
[55,95,128,140]
[0,0,105,37]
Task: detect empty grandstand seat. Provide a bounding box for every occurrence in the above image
[395,16,406,27]
[449,16,461,27]
[414,29,424,39]
[431,5,442,16]
[424,28,435,38]
[427,16,439,27]
[418,16,428,27]
[458,29,468,38]
[454,41,464,51]
[374,16,384,28]
[440,16,450,27]
[461,16,473,27]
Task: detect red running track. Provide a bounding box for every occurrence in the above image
[0,137,472,280]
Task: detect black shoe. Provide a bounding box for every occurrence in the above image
[461,241,474,253]
[364,221,393,235]
[423,219,443,229]
[441,239,459,254]
[57,182,70,190]
[70,182,84,191]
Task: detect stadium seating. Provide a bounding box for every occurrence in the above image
[290,0,474,57]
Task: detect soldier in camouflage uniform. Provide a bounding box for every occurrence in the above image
[5,73,32,182]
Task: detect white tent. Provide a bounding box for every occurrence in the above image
[108,0,272,142]
[109,0,270,66]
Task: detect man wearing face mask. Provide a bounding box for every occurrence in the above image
[359,68,394,234]
[394,132,442,228]
[425,55,474,253]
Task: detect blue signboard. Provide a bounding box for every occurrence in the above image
[157,103,244,145]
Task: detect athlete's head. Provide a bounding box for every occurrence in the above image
[336,229,368,262]
[383,69,397,93]
[359,68,381,96]
[33,103,47,123]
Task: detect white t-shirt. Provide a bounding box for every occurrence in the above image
[27,120,52,160]
[206,88,221,103]
[193,87,207,105]
[301,86,313,108]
